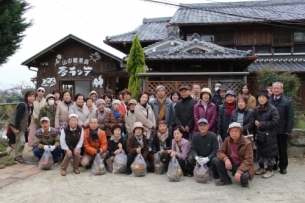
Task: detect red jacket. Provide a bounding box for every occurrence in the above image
[83,128,108,157]
[193,101,217,133]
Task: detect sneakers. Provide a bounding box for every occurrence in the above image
[54,162,58,166]
[262,171,274,178]
[14,157,26,164]
[255,168,266,175]
[215,178,233,186]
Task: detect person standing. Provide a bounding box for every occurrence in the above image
[125,99,137,137]
[89,91,98,105]
[150,85,175,133]
[38,94,57,128]
[174,86,197,140]
[55,90,74,130]
[28,87,46,147]
[211,81,222,104]
[9,90,35,164]
[191,84,201,101]
[90,99,111,131]
[240,84,256,111]
[69,93,90,129]
[269,82,294,174]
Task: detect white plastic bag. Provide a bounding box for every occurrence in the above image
[113,150,127,173]
[39,150,53,170]
[92,154,106,175]
[131,154,147,177]
[167,157,183,182]
[194,163,209,183]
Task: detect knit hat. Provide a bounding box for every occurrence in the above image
[200,88,212,99]
[96,99,106,107]
[45,94,55,102]
[128,99,137,105]
[132,122,144,133]
[227,122,242,132]
[37,87,45,92]
[156,85,165,91]
[69,114,78,119]
[256,89,270,99]
[225,90,236,97]
[112,99,121,106]
[89,91,98,97]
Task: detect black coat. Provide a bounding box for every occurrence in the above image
[174,96,197,131]
[269,94,294,134]
[255,102,280,157]
[230,108,255,135]
[217,103,237,140]
[151,131,173,154]
[107,137,127,157]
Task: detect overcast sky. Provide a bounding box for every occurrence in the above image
[0,0,255,89]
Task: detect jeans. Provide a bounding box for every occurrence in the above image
[214,158,249,186]
[33,146,62,163]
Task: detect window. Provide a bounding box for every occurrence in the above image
[61,81,75,96]
[294,44,305,53]
[273,28,292,45]
[201,35,214,42]
[215,32,234,44]
[255,46,271,54]
[274,47,291,53]
[294,29,305,42]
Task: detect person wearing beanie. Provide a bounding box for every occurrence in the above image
[217,90,237,141]
[125,99,137,137]
[38,94,57,127]
[90,98,111,131]
[105,99,125,137]
[28,87,47,147]
[193,88,217,134]
[89,91,98,104]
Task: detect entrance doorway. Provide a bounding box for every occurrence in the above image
[60,81,91,98]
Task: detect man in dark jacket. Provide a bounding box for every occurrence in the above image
[211,81,222,104]
[269,82,294,174]
[174,86,197,140]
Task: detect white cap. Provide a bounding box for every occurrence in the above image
[69,114,79,119]
[40,117,50,123]
[227,122,242,132]
[37,87,45,92]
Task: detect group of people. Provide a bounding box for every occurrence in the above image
[8,81,293,187]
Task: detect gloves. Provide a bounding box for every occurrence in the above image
[202,157,210,164]
[43,145,49,151]
[195,156,199,161]
[49,145,56,152]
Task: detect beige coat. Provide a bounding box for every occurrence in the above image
[247,94,256,111]
[125,110,137,137]
[134,103,156,139]
[31,98,46,123]
[55,101,74,128]
[69,103,90,126]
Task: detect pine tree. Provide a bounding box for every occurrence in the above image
[0,0,32,65]
[126,35,146,99]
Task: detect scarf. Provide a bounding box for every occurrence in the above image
[112,109,120,118]
[225,101,236,118]
[134,134,144,148]
[110,135,121,143]
[157,129,168,149]
[89,128,99,141]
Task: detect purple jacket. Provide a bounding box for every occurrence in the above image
[171,138,190,160]
[193,101,217,134]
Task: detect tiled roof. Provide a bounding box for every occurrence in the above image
[105,17,176,42]
[248,58,305,72]
[170,0,305,25]
[145,33,255,60]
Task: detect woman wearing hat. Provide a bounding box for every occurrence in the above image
[125,99,137,137]
[214,122,254,187]
[126,122,150,175]
[254,89,279,179]
[28,87,46,147]
[217,90,237,141]
[104,99,125,137]
[38,94,57,127]
[90,99,111,131]
[193,88,217,134]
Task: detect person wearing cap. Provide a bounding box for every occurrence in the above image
[150,85,175,133]
[105,99,125,137]
[125,99,137,137]
[254,89,279,179]
[28,87,46,147]
[38,94,57,128]
[174,86,197,140]
[60,114,84,176]
[217,90,237,141]
[269,82,293,175]
[85,97,97,114]
[89,90,98,105]
[214,122,254,187]
[90,99,111,131]
[55,90,74,130]
[125,122,150,175]
[33,117,61,165]
[240,84,256,111]
[81,118,108,169]
[212,84,227,107]
[191,84,201,101]
[187,118,219,177]
[193,88,217,134]
[69,93,90,128]
[211,81,223,104]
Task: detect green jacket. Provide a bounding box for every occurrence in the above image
[38,105,56,127]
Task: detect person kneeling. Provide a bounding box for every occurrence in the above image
[214,122,254,187]
[126,122,150,175]
[60,114,84,176]
[33,117,61,165]
[106,125,127,172]
[81,118,108,169]
[187,118,219,178]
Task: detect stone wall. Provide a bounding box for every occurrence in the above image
[288,129,305,158]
